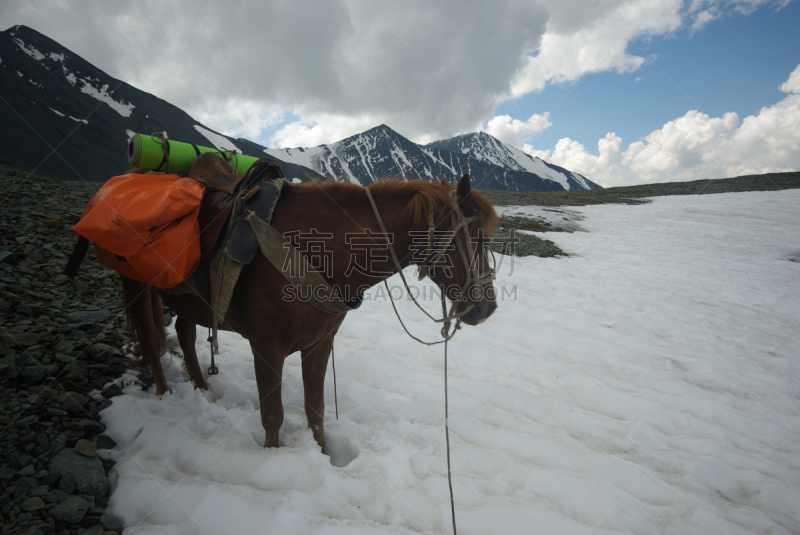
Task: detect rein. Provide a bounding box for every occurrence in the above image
[364,185,496,535]
[364,188,496,333]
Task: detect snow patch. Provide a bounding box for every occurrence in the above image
[100,189,800,534]
[193,125,244,153]
[49,108,65,117]
[49,52,65,63]
[125,129,136,140]
[12,37,44,61]
[79,81,134,117]
[69,116,88,124]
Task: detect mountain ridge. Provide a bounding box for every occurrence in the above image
[0,25,322,182]
[1,24,598,192]
[266,124,601,191]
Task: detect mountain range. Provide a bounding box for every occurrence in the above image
[0,25,600,191]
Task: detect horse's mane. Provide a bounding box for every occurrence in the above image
[293,177,499,230]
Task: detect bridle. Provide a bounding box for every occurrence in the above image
[364,186,496,338]
[365,184,495,534]
[417,189,497,307]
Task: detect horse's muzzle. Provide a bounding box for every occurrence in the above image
[460,296,497,326]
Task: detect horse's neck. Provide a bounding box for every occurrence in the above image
[274,186,425,292]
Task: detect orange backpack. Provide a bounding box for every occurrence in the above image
[72,173,205,289]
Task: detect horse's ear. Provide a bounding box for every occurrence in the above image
[440,176,449,186]
[457,173,476,215]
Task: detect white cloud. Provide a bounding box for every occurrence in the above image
[525,64,800,186]
[188,98,286,142]
[483,113,552,146]
[510,0,683,97]
[1,0,795,164]
[779,64,800,94]
[269,113,386,148]
[691,9,718,31]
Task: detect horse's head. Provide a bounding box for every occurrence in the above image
[419,173,500,326]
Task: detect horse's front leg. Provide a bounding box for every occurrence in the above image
[250,338,287,448]
[175,316,208,390]
[301,337,334,454]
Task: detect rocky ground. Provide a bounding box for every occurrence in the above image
[1,163,799,534]
[482,170,800,207]
[0,165,137,535]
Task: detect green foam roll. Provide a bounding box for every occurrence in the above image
[127,133,261,176]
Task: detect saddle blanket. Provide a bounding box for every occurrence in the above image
[72,173,205,289]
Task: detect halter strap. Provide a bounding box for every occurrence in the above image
[363,186,495,327]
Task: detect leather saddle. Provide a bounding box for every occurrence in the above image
[190,154,285,263]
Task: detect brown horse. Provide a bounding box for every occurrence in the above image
[121,173,499,453]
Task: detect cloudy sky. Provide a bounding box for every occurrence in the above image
[1,0,798,186]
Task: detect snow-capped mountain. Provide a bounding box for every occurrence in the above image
[427,131,598,191]
[0,25,322,182]
[1,25,597,192]
[267,125,600,192]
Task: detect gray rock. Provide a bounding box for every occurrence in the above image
[59,472,75,494]
[20,496,46,512]
[101,383,123,399]
[53,339,75,352]
[49,448,108,498]
[37,433,50,451]
[74,279,90,293]
[48,495,89,523]
[17,414,38,426]
[51,434,66,455]
[59,391,89,411]
[100,512,124,531]
[23,365,45,384]
[64,359,88,378]
[55,353,75,364]
[19,475,39,489]
[84,524,105,535]
[74,439,96,457]
[95,435,117,450]
[17,302,32,315]
[46,488,67,503]
[0,251,16,263]
[0,467,16,480]
[30,485,49,497]
[17,464,36,476]
[0,331,38,347]
[66,310,110,323]
[90,343,120,363]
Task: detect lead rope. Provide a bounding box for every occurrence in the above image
[442,292,457,535]
[331,345,338,420]
[364,187,466,534]
[444,334,456,535]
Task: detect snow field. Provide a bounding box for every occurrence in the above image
[100,190,800,534]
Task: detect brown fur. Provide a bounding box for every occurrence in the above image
[294,177,500,231]
[121,279,168,377]
[121,173,498,454]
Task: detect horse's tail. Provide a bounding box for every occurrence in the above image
[121,277,168,362]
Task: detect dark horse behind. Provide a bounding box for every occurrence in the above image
[121,173,499,453]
